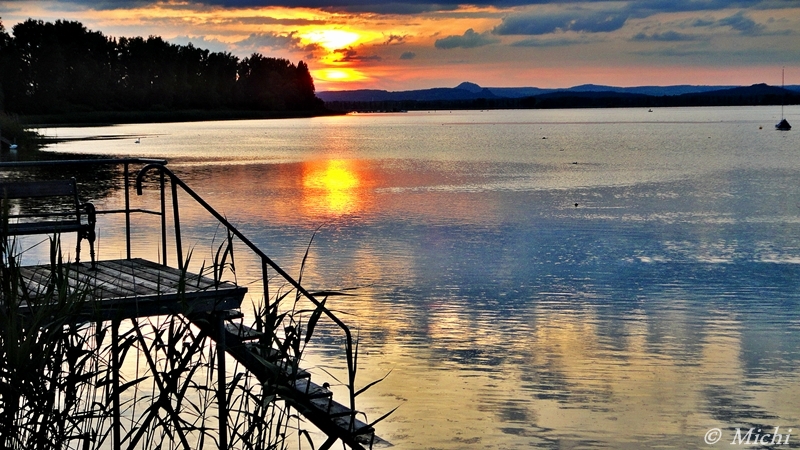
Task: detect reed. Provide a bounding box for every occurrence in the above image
[0,206,388,449]
[0,232,106,449]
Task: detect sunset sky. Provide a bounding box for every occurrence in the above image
[1,0,798,92]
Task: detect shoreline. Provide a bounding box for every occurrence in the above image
[19,108,345,128]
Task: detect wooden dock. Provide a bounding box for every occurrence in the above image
[16,258,247,320]
[14,258,385,448]
[2,159,388,450]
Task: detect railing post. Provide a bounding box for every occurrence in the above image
[172,180,183,269]
[160,171,167,266]
[262,259,269,305]
[124,163,131,260]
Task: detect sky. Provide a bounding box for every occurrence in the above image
[1,0,799,92]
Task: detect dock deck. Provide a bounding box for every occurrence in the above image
[16,258,247,320]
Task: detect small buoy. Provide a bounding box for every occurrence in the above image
[574,203,579,207]
[759,126,763,130]
[572,161,578,164]
[542,136,547,139]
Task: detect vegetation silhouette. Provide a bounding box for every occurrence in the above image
[325,83,800,113]
[0,18,324,120]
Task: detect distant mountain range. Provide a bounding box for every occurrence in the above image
[318,81,800,103]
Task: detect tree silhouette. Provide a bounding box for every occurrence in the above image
[0,19,323,116]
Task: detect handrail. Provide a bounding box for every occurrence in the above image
[134,162,359,419]
[1,158,168,260]
[4,158,370,444]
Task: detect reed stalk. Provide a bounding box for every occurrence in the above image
[0,194,388,449]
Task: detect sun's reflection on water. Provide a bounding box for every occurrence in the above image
[301,159,363,217]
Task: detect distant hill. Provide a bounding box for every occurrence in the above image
[315,82,734,103]
[319,82,800,111]
[318,85,499,102]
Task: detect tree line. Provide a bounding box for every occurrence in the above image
[0,19,324,116]
[326,84,800,113]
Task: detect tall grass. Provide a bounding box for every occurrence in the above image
[0,231,106,449]
[0,201,386,449]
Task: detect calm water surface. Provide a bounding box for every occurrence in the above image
[38,107,800,448]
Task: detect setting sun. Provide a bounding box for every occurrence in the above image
[312,68,367,83]
[301,29,360,51]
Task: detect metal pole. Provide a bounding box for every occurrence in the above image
[160,172,167,266]
[171,181,183,269]
[262,259,269,305]
[124,163,131,260]
[112,320,121,449]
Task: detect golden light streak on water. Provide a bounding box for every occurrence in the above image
[301,159,363,217]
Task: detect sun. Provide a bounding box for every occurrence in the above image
[301,29,360,51]
[312,68,367,82]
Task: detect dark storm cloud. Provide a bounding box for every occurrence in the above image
[688,11,767,35]
[717,11,765,34]
[333,47,382,61]
[53,0,779,15]
[493,11,628,35]
[435,28,500,49]
[24,0,793,19]
[632,30,701,41]
[491,1,783,38]
[510,36,588,46]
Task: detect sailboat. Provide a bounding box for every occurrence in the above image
[776,67,791,130]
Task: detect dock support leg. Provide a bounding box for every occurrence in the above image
[216,314,227,449]
[112,320,121,449]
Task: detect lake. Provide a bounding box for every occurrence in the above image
[35,106,800,448]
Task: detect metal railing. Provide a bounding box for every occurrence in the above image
[1,158,167,261]
[2,158,363,436]
[133,162,360,424]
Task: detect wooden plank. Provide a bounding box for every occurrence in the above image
[8,259,247,321]
[67,263,157,298]
[224,322,265,341]
[0,179,75,199]
[17,264,122,300]
[293,378,334,400]
[16,266,55,297]
[109,259,236,299]
[107,258,210,290]
[128,258,236,289]
[98,260,183,294]
[6,222,84,235]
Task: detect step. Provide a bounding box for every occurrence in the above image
[293,378,334,399]
[224,321,265,341]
